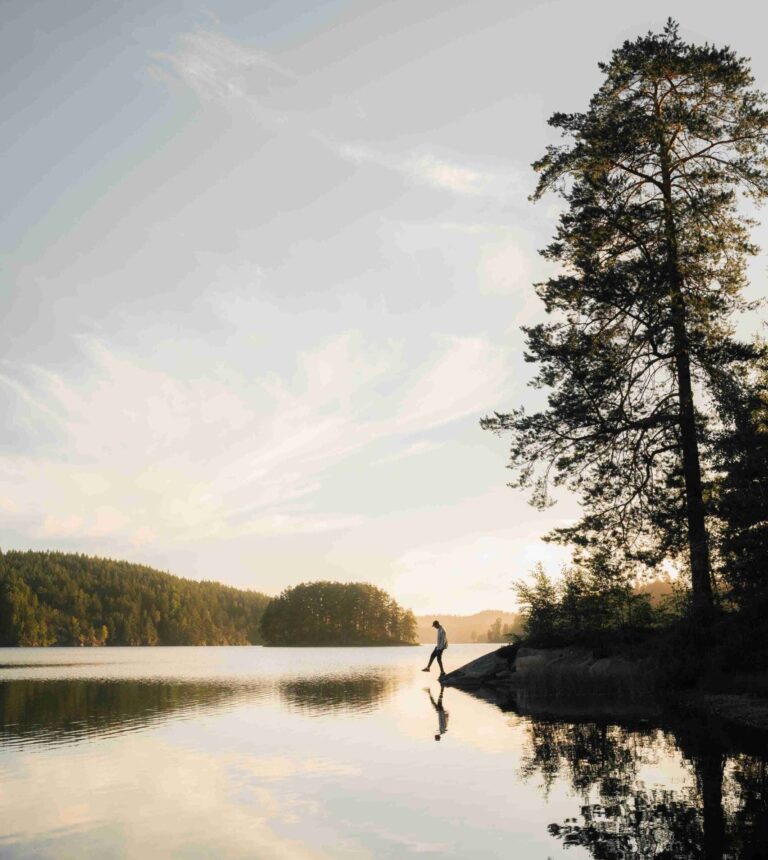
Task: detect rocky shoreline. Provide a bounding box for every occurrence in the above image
[442,643,650,691]
[442,644,768,733]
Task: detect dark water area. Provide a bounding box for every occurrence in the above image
[0,646,766,858]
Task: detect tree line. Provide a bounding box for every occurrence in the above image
[0,551,417,648]
[477,617,518,643]
[0,550,270,646]
[260,581,418,646]
[483,21,768,652]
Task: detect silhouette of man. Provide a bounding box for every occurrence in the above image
[428,687,449,740]
[422,619,447,676]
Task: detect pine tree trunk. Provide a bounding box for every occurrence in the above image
[671,303,715,618]
[698,751,725,860]
[658,126,715,620]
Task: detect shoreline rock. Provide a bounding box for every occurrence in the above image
[440,644,519,688]
[443,644,768,735]
[442,644,649,691]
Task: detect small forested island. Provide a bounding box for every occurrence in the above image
[260,581,418,646]
[0,550,270,646]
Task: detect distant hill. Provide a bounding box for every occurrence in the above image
[415,611,522,645]
[413,582,676,646]
[0,550,271,646]
[413,582,675,646]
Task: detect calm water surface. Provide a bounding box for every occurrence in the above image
[1,644,766,859]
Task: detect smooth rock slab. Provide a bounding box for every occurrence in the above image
[441,644,519,688]
[442,644,650,693]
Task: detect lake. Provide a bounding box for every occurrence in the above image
[0,644,766,859]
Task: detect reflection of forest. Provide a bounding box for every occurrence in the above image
[278,672,399,715]
[0,669,404,744]
[0,679,266,746]
[517,714,768,859]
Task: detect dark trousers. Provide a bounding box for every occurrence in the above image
[427,647,446,673]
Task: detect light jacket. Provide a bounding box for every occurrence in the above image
[436,626,447,650]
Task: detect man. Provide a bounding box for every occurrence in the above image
[422,619,448,676]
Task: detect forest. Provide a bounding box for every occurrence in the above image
[482,21,768,675]
[0,550,271,646]
[259,581,418,646]
[0,553,418,648]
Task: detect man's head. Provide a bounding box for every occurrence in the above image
[432,620,440,629]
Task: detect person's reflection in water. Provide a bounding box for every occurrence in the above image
[427,687,449,741]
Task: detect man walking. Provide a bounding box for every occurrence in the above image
[422,619,448,676]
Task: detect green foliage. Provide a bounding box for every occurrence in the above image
[0,550,270,646]
[483,20,768,617]
[704,596,768,675]
[710,364,768,600]
[515,559,661,650]
[259,581,417,646]
[484,616,517,643]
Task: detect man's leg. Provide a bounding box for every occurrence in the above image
[422,648,438,671]
[436,649,445,675]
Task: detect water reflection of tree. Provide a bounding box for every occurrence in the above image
[520,717,768,859]
[520,721,659,800]
[0,679,260,746]
[278,672,398,715]
[728,756,768,858]
[548,787,705,858]
[1,671,404,741]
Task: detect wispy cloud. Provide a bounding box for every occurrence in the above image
[405,153,498,196]
[152,30,297,111]
[330,139,525,199]
[479,239,533,295]
[0,331,510,548]
[391,336,509,433]
[372,441,441,466]
[153,31,525,203]
[2,738,328,859]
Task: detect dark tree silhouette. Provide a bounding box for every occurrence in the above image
[483,20,768,619]
[710,365,768,600]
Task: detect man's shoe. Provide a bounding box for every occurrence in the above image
[421,667,430,672]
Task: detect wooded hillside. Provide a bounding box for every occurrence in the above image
[0,550,270,646]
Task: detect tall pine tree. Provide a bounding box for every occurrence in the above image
[484,21,768,618]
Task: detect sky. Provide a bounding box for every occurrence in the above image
[2,0,768,614]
